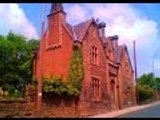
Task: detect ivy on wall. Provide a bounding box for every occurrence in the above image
[42,76,68,96]
[67,45,84,94]
[41,45,84,98]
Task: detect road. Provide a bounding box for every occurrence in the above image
[117,103,160,118]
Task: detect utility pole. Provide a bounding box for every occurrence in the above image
[36,3,45,117]
[152,58,157,101]
[133,40,139,105]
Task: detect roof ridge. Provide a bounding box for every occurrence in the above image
[73,18,95,42]
[73,18,93,27]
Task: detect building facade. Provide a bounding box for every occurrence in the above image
[33,3,136,115]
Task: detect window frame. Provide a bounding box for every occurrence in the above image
[91,45,99,65]
[91,76,101,101]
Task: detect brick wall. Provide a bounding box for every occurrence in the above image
[41,94,79,117]
[35,11,73,83]
[79,23,111,116]
[24,83,111,118]
[119,49,136,109]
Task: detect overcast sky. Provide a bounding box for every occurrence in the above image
[0,3,160,77]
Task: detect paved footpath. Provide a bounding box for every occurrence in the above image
[89,101,160,118]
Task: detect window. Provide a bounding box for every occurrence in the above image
[91,77,101,99]
[91,46,98,65]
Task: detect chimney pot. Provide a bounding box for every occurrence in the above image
[98,22,106,28]
[98,22,106,38]
[110,35,119,48]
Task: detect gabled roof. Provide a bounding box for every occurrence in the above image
[123,45,134,72]
[73,19,94,42]
[36,14,133,72]
[64,18,95,42]
[114,45,133,71]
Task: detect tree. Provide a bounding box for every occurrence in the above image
[0,32,39,97]
[138,73,155,87]
[137,72,160,103]
[155,77,160,91]
[137,84,154,102]
[138,72,160,91]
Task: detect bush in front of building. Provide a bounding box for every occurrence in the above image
[41,45,84,99]
[42,76,80,98]
[137,84,154,103]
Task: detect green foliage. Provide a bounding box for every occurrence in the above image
[137,72,160,102]
[43,76,68,96]
[0,32,39,97]
[137,84,154,102]
[138,72,160,91]
[67,45,84,93]
[66,84,80,97]
[8,90,23,98]
[42,76,80,97]
[154,77,160,91]
[42,45,84,98]
[138,73,155,88]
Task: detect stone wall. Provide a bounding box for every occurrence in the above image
[25,85,37,117]
[41,94,79,117]
[0,84,111,118]
[25,86,81,118]
[41,95,110,118]
[0,85,37,118]
[0,98,27,118]
[24,85,111,118]
[2,84,160,118]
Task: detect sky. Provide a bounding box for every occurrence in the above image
[0,3,160,77]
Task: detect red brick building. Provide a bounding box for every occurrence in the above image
[33,3,136,116]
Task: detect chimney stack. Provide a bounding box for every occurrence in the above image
[110,35,119,48]
[48,3,66,23]
[98,22,106,39]
[50,3,64,14]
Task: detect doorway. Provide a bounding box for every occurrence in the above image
[110,79,116,109]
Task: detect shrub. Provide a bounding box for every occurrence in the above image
[42,76,68,96]
[137,84,154,103]
[42,76,80,98]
